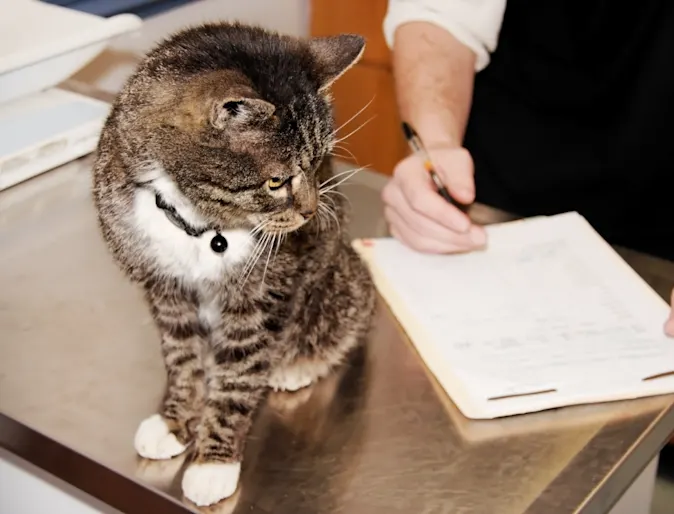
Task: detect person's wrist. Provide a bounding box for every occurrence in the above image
[413,115,462,150]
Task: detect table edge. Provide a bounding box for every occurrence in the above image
[523,401,674,514]
[0,412,192,514]
[580,402,674,514]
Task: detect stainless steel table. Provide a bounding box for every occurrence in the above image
[1,154,674,514]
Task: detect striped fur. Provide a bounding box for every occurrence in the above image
[92,22,374,506]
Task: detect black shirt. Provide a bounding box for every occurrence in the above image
[464,0,674,260]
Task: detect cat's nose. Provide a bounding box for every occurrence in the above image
[300,209,316,219]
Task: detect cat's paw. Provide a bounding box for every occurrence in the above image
[269,364,322,392]
[134,414,188,460]
[182,462,241,506]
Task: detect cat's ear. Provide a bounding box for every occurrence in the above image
[309,34,365,91]
[211,97,276,129]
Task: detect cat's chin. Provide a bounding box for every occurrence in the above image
[268,225,305,234]
[248,212,313,235]
[262,220,310,234]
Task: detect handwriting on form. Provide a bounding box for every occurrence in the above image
[373,215,674,399]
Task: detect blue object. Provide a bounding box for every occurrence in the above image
[41,0,193,19]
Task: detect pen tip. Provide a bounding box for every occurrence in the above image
[401,121,414,140]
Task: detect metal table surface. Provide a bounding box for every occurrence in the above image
[2,156,674,514]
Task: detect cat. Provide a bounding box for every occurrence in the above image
[92,22,376,507]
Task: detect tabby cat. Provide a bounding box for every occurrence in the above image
[92,22,375,506]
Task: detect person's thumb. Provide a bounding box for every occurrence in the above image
[430,147,476,205]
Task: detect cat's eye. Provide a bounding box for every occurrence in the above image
[266,177,285,190]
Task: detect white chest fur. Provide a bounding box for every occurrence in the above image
[131,176,254,284]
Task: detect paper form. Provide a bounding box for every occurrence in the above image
[371,213,674,401]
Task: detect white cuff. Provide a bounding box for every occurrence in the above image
[383,0,507,72]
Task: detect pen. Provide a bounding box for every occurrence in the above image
[401,121,469,213]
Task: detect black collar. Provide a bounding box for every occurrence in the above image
[154,192,209,237]
[153,191,229,253]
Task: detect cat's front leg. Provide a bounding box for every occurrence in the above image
[181,327,270,506]
[134,280,207,460]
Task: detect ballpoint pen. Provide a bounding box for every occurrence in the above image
[401,121,469,213]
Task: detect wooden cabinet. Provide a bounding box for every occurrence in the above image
[327,59,408,175]
[311,0,406,175]
[310,0,392,65]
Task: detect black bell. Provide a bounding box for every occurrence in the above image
[210,233,228,253]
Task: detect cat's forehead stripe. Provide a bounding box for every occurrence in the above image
[280,97,330,170]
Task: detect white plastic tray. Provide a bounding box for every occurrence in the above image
[0,0,142,104]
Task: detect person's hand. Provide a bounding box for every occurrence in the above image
[665,288,674,337]
[382,145,487,253]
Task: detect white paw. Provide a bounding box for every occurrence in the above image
[134,414,187,460]
[268,367,314,392]
[182,462,241,506]
[269,361,330,392]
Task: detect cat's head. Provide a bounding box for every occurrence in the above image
[113,23,364,233]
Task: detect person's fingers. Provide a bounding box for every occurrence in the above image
[384,205,473,254]
[396,159,477,236]
[384,183,478,247]
[384,147,488,254]
[664,288,674,336]
[431,147,476,204]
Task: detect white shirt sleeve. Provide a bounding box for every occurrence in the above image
[383,0,508,71]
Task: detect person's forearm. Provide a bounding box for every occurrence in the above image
[392,21,477,149]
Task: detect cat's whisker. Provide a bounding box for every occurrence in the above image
[241,234,269,287]
[333,143,353,153]
[319,165,365,188]
[315,210,324,235]
[322,189,350,205]
[259,232,277,290]
[322,203,341,232]
[319,166,366,194]
[329,151,354,162]
[320,194,343,218]
[250,220,270,236]
[280,232,287,253]
[249,233,271,269]
[330,144,358,163]
[320,175,358,195]
[317,202,340,233]
[316,205,330,233]
[318,202,327,220]
[322,194,337,209]
[319,168,355,188]
[238,239,264,285]
[332,115,375,145]
[272,231,283,263]
[242,221,274,280]
[323,189,352,212]
[249,230,268,256]
[242,234,265,272]
[316,205,324,230]
[331,97,374,136]
[239,233,271,287]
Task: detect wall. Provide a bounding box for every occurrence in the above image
[73,0,310,93]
